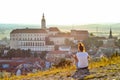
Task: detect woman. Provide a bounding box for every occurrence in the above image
[75,42,90,69]
[72,42,90,79]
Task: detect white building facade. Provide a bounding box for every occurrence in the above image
[49,33,74,45]
[10,29,54,51]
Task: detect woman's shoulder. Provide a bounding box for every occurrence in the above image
[84,52,88,53]
[84,52,89,56]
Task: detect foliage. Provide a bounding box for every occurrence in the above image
[90,33,94,37]
[3,49,31,59]
[33,52,38,58]
[39,51,47,59]
[64,39,76,48]
[54,58,72,68]
[0,49,4,57]
[1,55,120,80]
[45,37,54,45]
[83,37,103,50]
[115,39,120,48]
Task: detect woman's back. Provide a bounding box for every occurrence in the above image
[72,42,90,79]
[76,52,88,68]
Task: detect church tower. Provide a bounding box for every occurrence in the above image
[109,27,113,39]
[41,13,46,29]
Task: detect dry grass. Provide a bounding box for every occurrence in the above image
[1,56,120,80]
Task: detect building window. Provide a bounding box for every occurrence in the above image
[37,38,39,40]
[26,42,28,46]
[36,42,37,46]
[33,42,34,46]
[23,42,25,46]
[30,42,32,46]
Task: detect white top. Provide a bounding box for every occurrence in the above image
[76,52,89,68]
[16,69,21,76]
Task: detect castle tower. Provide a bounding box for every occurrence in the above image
[41,13,46,29]
[109,27,113,39]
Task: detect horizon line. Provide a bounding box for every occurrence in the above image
[0,22,120,26]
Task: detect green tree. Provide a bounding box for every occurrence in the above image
[7,49,16,59]
[26,49,31,57]
[33,52,38,58]
[115,39,120,49]
[90,33,94,37]
[40,51,47,59]
[45,37,54,45]
[16,49,22,57]
[83,37,103,50]
[0,49,4,58]
[96,40,103,48]
[65,39,75,48]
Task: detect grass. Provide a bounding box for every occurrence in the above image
[89,56,120,69]
[1,56,120,80]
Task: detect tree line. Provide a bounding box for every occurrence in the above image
[0,48,47,59]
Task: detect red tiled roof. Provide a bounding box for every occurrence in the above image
[10,28,47,34]
[76,30,88,34]
[94,37,106,39]
[47,50,68,54]
[48,27,60,32]
[71,30,88,34]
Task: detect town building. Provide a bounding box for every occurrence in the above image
[46,51,71,64]
[49,32,74,45]
[10,14,89,52]
[10,28,54,51]
[71,30,89,41]
[41,13,46,29]
[10,14,55,52]
[95,28,120,57]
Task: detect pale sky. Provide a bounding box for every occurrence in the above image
[0,0,120,25]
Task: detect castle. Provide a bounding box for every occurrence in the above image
[10,14,89,52]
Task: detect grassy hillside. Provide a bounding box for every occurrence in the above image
[1,56,120,80]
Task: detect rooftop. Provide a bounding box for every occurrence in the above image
[10,28,47,34]
[48,27,60,32]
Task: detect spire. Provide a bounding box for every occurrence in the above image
[42,13,44,19]
[109,27,113,39]
[41,13,46,29]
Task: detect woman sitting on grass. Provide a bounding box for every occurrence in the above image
[72,42,90,79]
[76,42,90,69]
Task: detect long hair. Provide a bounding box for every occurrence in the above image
[78,42,85,52]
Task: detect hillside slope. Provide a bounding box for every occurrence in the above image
[22,64,120,80]
[1,56,120,80]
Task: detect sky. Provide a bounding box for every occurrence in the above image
[0,0,120,25]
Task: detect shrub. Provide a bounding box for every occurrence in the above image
[54,58,72,68]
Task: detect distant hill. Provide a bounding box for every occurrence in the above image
[0,24,40,40]
[0,23,120,40]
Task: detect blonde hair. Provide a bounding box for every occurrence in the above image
[78,42,86,52]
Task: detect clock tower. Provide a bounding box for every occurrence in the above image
[41,13,46,29]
